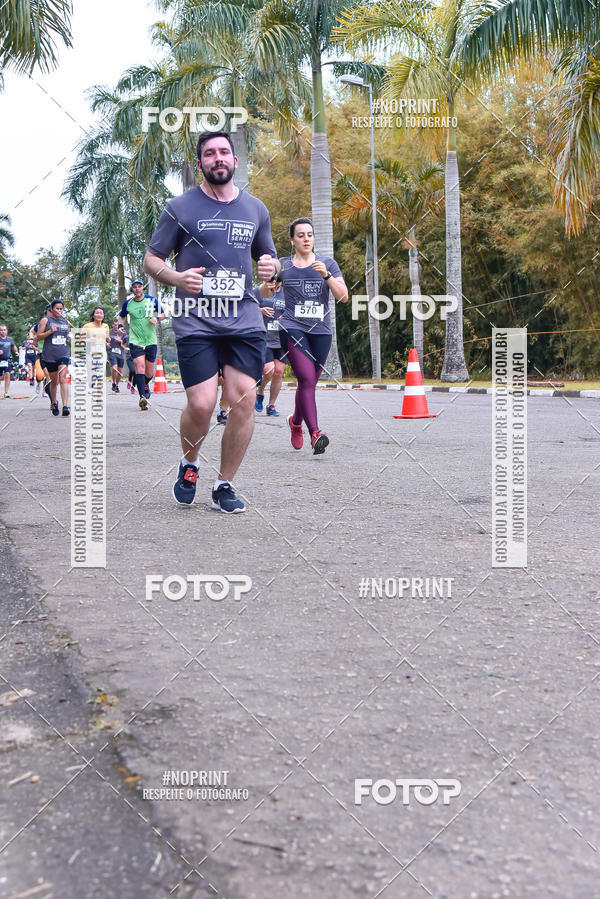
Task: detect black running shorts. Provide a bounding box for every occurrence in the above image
[177,332,266,388]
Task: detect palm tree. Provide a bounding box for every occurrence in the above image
[334,159,443,368]
[0,0,72,78]
[63,114,171,303]
[336,0,485,380]
[248,0,373,379]
[459,0,600,237]
[119,8,309,194]
[0,213,15,259]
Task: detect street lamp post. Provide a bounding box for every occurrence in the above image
[340,75,381,382]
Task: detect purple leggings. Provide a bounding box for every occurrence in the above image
[282,329,332,435]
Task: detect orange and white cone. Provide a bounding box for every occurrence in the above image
[393,348,437,419]
[153,358,168,393]
[65,366,71,384]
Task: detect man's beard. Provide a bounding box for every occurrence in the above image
[201,162,234,185]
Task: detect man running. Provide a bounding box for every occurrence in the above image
[23,338,37,387]
[0,325,17,398]
[256,280,286,416]
[144,130,280,513]
[107,318,127,392]
[118,279,165,409]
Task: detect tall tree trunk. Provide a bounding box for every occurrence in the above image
[231,80,249,192]
[311,57,342,380]
[117,256,127,305]
[231,124,249,193]
[182,161,197,192]
[441,101,469,381]
[408,225,424,372]
[365,232,380,380]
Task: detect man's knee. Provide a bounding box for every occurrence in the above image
[185,391,214,417]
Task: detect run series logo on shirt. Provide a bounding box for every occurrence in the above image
[286,279,324,298]
[197,220,256,249]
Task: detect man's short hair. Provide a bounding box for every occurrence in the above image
[196,131,235,160]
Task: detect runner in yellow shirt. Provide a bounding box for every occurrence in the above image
[82,307,110,347]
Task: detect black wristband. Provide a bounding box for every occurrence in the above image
[324,271,333,281]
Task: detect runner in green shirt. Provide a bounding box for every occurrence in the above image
[118,279,166,411]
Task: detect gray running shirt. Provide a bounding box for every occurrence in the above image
[109,328,126,357]
[41,316,69,362]
[0,336,16,367]
[278,255,341,335]
[255,286,285,349]
[148,187,277,339]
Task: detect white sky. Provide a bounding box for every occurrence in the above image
[0,0,160,263]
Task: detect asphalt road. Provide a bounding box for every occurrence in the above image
[1,384,599,899]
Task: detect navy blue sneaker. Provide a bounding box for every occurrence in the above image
[211,482,245,514]
[216,409,228,425]
[255,393,264,412]
[266,404,279,416]
[144,386,151,399]
[50,401,59,416]
[172,462,198,505]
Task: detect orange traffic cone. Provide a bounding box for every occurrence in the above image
[393,348,437,419]
[65,366,71,384]
[153,358,168,393]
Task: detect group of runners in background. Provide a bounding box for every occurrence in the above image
[1,130,348,514]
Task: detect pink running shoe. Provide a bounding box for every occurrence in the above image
[287,414,303,450]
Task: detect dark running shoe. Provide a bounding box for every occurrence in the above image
[50,401,59,416]
[144,386,151,399]
[172,462,198,505]
[211,482,245,514]
[255,393,264,412]
[216,409,228,425]
[311,430,329,455]
[266,404,279,416]
[62,406,70,417]
[139,396,148,411]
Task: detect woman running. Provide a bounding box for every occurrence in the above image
[37,299,71,416]
[279,218,348,453]
[82,306,110,347]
